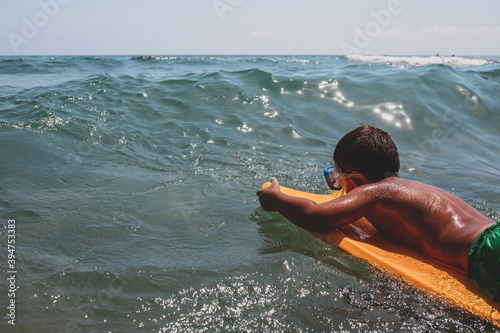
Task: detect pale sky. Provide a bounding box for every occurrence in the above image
[1,0,500,56]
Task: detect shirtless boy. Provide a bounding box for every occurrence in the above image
[257,124,500,301]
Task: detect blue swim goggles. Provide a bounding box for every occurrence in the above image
[323,165,342,190]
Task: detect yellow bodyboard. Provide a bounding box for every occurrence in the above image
[260,182,500,326]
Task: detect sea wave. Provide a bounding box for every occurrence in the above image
[1,55,499,332]
[346,54,492,67]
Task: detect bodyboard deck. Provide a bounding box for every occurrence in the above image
[260,182,500,325]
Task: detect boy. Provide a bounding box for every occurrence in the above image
[257,124,499,300]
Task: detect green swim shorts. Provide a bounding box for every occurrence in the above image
[467,222,500,301]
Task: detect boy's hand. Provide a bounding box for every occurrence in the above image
[256,177,281,212]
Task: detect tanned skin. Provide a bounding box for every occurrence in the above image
[257,175,495,273]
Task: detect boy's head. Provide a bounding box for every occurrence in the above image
[333,124,400,182]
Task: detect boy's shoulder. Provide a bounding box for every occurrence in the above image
[366,176,428,189]
[353,177,433,200]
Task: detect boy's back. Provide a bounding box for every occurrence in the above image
[342,177,493,272]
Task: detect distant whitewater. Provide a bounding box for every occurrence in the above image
[346,54,492,67]
[1,55,499,332]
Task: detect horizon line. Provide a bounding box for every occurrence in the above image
[1,53,499,57]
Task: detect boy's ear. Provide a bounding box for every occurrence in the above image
[351,171,368,183]
[342,177,358,192]
[345,171,368,189]
[350,170,363,178]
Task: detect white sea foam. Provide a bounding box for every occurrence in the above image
[346,54,490,67]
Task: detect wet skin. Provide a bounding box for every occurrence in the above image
[257,177,495,273]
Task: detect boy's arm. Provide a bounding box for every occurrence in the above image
[256,177,369,233]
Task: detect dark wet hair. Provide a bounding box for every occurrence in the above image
[333,124,400,182]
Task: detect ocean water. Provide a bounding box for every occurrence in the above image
[1,55,500,332]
